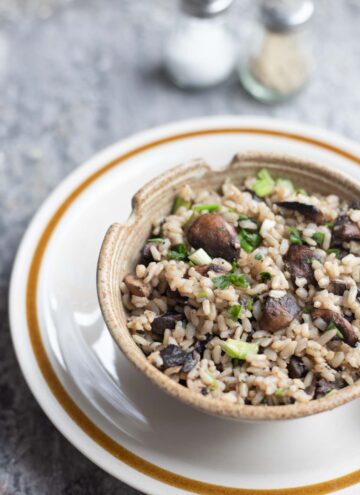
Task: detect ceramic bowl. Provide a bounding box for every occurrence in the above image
[97,152,360,421]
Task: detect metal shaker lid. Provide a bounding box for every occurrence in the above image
[181,0,234,18]
[261,0,314,32]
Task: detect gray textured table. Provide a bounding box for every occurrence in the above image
[1,1,360,493]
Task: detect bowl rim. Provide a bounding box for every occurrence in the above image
[97,152,360,421]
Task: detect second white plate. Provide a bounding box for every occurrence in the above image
[9,116,360,495]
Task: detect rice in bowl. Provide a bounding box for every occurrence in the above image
[120,168,360,406]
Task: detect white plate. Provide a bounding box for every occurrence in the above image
[9,116,360,495]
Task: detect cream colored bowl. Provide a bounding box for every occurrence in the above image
[97,153,360,421]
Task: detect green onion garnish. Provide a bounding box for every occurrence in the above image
[246,297,254,311]
[260,271,272,282]
[275,178,294,193]
[148,237,164,243]
[275,388,285,397]
[302,307,312,314]
[296,188,308,196]
[255,252,263,261]
[193,204,220,213]
[212,273,249,290]
[312,232,325,246]
[327,248,340,256]
[326,321,344,340]
[252,169,275,197]
[238,229,261,253]
[172,196,191,212]
[228,304,243,321]
[222,339,259,359]
[289,227,303,245]
[188,248,212,266]
[196,291,207,299]
[167,243,188,261]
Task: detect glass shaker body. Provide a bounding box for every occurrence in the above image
[239,9,313,102]
[164,8,236,89]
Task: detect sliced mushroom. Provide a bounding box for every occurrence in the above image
[311,308,358,347]
[151,312,183,338]
[194,334,212,357]
[349,200,360,210]
[160,344,187,369]
[331,214,360,245]
[124,274,151,298]
[259,295,300,332]
[166,289,187,306]
[315,377,347,399]
[193,263,227,276]
[186,213,240,262]
[328,279,348,296]
[276,202,325,224]
[182,351,200,373]
[285,244,320,286]
[288,356,307,379]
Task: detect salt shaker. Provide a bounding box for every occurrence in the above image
[239,0,314,103]
[164,0,236,89]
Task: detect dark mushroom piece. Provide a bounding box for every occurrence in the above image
[160,344,188,369]
[315,377,347,399]
[311,308,358,347]
[259,294,300,332]
[331,214,360,245]
[186,213,240,262]
[151,312,183,338]
[288,356,307,379]
[193,264,228,276]
[285,244,320,286]
[349,201,360,210]
[327,279,348,296]
[193,334,212,357]
[182,351,200,373]
[276,202,326,224]
[124,274,151,298]
[166,289,187,306]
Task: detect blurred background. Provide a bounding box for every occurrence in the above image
[1,0,360,494]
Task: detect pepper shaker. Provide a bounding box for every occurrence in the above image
[163,0,236,89]
[239,0,314,103]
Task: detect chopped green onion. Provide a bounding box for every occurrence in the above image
[306,257,316,264]
[327,248,340,256]
[326,321,344,340]
[326,389,337,397]
[255,252,263,261]
[193,203,220,213]
[231,260,239,272]
[289,227,303,245]
[172,196,191,212]
[302,307,312,314]
[260,272,272,282]
[222,339,259,359]
[275,178,294,193]
[296,188,308,196]
[167,243,188,261]
[188,248,212,265]
[202,370,218,390]
[238,229,261,253]
[275,388,285,397]
[252,169,275,197]
[246,297,254,311]
[238,214,249,221]
[148,237,164,243]
[196,291,207,299]
[212,273,250,290]
[228,304,243,321]
[325,222,334,229]
[312,232,325,246]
